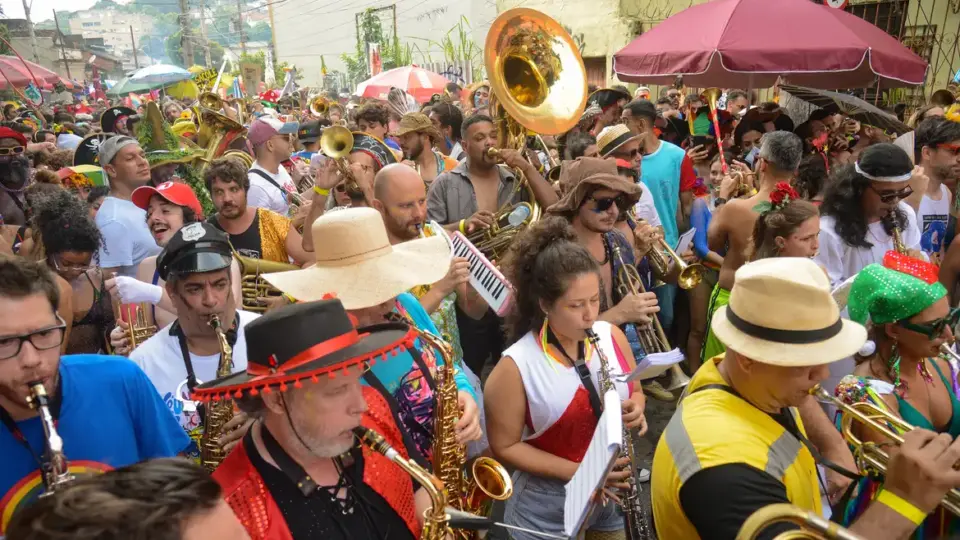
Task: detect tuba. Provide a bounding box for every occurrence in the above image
[310,95,330,117]
[737,503,864,540]
[27,381,75,494]
[113,301,157,352]
[474,8,587,260]
[199,313,235,472]
[587,328,652,539]
[197,95,247,169]
[355,427,451,540]
[411,327,512,525]
[233,250,299,313]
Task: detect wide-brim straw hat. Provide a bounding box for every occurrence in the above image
[394,112,443,143]
[711,257,866,366]
[597,124,641,157]
[264,207,451,309]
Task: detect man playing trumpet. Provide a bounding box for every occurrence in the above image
[652,257,960,539]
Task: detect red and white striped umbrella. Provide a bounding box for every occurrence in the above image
[355,65,450,103]
[0,55,64,90]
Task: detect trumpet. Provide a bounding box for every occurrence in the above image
[810,383,960,515]
[628,211,705,290]
[319,125,361,198]
[112,301,157,352]
[737,503,864,540]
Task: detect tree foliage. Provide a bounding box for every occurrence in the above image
[339,8,412,86]
[0,24,11,56]
[164,30,225,67]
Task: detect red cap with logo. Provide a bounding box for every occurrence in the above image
[132,181,204,218]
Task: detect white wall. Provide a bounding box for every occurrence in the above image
[271,0,495,88]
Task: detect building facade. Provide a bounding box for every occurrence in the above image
[68,10,153,68]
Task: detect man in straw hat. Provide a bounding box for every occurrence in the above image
[652,257,960,539]
[128,222,258,456]
[394,113,459,185]
[193,299,431,540]
[264,207,482,464]
[548,157,671,404]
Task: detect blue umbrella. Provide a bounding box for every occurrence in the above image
[128,64,192,85]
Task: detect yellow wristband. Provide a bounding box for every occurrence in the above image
[313,186,330,196]
[458,219,466,234]
[282,293,297,304]
[876,490,926,525]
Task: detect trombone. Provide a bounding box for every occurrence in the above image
[319,125,361,198]
[737,503,864,540]
[810,383,960,516]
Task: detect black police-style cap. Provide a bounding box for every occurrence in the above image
[157,222,233,281]
[297,121,323,143]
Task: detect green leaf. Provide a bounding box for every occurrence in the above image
[753,201,774,213]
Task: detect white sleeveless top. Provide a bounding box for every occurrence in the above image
[504,321,631,447]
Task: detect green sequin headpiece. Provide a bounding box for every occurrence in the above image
[847,251,946,325]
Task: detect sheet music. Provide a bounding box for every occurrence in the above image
[563,390,623,537]
[623,348,685,382]
[674,227,696,255]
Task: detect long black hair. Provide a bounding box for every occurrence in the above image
[500,217,599,342]
[820,143,913,248]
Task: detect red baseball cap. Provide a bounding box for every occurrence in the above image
[132,181,204,218]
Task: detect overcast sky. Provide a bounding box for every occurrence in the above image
[3,0,102,24]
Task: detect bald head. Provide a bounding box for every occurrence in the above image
[373,163,426,203]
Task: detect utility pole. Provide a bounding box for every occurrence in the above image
[129,25,140,69]
[20,0,40,63]
[52,10,72,78]
[198,0,211,66]
[236,0,246,55]
[178,0,195,66]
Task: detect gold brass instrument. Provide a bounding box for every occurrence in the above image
[198,91,223,111]
[222,149,254,170]
[113,301,157,351]
[476,8,588,259]
[233,250,299,313]
[700,87,729,174]
[587,328,652,539]
[319,125,361,198]
[410,326,512,527]
[629,211,705,290]
[612,243,690,391]
[892,225,907,254]
[355,426,452,540]
[199,313,235,472]
[310,95,330,117]
[810,384,960,515]
[27,381,75,494]
[737,503,864,540]
[196,92,246,169]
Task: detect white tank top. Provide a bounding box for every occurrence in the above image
[504,321,631,442]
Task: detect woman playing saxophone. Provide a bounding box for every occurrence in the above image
[485,217,647,540]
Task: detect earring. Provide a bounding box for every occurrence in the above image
[539,317,551,352]
[889,340,904,396]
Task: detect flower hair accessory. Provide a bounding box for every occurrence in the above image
[753,182,799,214]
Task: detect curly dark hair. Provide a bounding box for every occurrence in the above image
[5,458,222,540]
[203,156,250,193]
[820,143,913,248]
[795,153,829,200]
[500,216,599,342]
[33,189,102,257]
[355,101,390,128]
[749,199,820,260]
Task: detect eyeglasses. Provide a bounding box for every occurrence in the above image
[898,307,960,339]
[587,194,628,213]
[0,146,25,156]
[614,148,641,159]
[0,317,67,360]
[869,184,913,204]
[52,256,94,274]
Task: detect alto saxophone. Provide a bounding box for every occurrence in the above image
[199,314,235,472]
[586,329,652,540]
[354,426,451,540]
[412,327,512,535]
[27,382,75,494]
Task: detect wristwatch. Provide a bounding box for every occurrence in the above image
[715,197,728,206]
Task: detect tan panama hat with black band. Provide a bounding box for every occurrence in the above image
[710,257,867,366]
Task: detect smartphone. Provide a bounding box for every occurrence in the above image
[692,135,709,148]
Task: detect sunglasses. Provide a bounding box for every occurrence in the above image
[335,184,347,193]
[614,148,641,159]
[898,307,960,339]
[587,195,628,213]
[0,146,25,156]
[869,184,913,203]
[937,143,960,156]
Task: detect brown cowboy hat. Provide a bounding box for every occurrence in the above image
[547,157,641,215]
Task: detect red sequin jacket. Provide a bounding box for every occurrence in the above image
[213,387,422,540]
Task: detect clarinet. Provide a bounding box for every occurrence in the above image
[585,329,652,540]
[26,382,75,494]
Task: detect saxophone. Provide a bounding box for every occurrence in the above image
[199,314,235,472]
[586,328,652,540]
[27,382,75,494]
[354,426,451,540]
[413,327,513,534]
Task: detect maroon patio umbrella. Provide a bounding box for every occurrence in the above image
[0,55,64,90]
[613,0,927,89]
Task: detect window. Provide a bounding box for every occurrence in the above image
[81,22,101,28]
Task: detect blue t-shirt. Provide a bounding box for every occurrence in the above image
[0,355,190,532]
[641,140,688,248]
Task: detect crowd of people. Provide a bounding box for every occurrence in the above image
[2,36,960,540]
